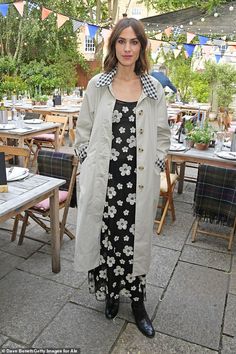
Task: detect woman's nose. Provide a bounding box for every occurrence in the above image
[124,42,131,51]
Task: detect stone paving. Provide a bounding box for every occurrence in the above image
[0,177,236,354]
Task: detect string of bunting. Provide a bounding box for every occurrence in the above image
[1,0,236,63]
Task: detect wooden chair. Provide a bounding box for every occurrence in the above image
[0,145,30,168]
[18,150,79,245]
[0,145,30,241]
[154,159,179,234]
[33,115,68,149]
[69,128,75,144]
[192,165,236,250]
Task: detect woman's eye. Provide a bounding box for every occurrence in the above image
[132,40,139,45]
[117,39,124,44]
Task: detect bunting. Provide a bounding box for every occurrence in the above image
[187,32,195,44]
[87,24,99,38]
[0,4,9,16]
[13,1,24,16]
[42,7,53,20]
[198,35,209,46]
[184,44,196,57]
[72,20,83,32]
[215,54,221,63]
[57,14,69,29]
[164,27,172,38]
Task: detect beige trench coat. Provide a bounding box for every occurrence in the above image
[74,73,170,276]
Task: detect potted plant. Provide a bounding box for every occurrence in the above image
[32,94,48,105]
[190,121,213,150]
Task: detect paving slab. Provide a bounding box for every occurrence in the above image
[229,255,236,294]
[186,224,236,255]
[221,335,236,354]
[180,244,231,271]
[1,340,27,349]
[152,211,194,251]
[0,334,7,347]
[17,251,86,288]
[0,237,43,258]
[223,294,236,337]
[0,250,25,280]
[32,302,124,354]
[147,245,180,288]
[111,323,217,354]
[153,261,229,350]
[40,239,76,262]
[0,269,73,344]
[70,281,163,322]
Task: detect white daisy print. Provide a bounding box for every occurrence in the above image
[114,236,119,241]
[111,148,120,161]
[129,115,135,122]
[127,182,133,188]
[101,221,108,233]
[122,106,129,113]
[108,205,117,218]
[127,135,136,148]
[126,193,136,205]
[117,218,128,230]
[116,137,122,144]
[107,186,116,199]
[131,286,137,291]
[117,200,123,206]
[96,291,106,300]
[120,289,131,297]
[123,245,134,256]
[126,273,135,283]
[122,146,128,153]
[119,163,131,176]
[99,270,107,278]
[127,155,133,161]
[123,209,129,216]
[114,265,124,276]
[107,256,115,267]
[124,235,129,241]
[112,110,122,123]
[129,224,135,235]
[108,173,113,180]
[117,183,123,189]
[120,259,125,264]
[119,127,126,134]
[130,126,136,133]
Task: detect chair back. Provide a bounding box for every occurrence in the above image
[37,150,78,207]
[0,145,30,167]
[24,112,41,120]
[45,115,68,146]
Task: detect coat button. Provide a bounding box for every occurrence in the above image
[138,184,144,189]
[138,147,144,152]
[138,166,144,170]
[139,128,144,134]
[138,110,143,116]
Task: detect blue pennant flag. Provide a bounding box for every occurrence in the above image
[0,4,9,17]
[215,54,221,63]
[88,24,99,38]
[198,35,209,46]
[184,44,195,57]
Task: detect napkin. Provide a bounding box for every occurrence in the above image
[6,167,29,181]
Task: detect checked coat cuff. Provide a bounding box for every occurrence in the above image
[155,158,165,172]
[77,143,88,164]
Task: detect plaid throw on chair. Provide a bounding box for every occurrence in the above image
[37,150,77,207]
[193,165,236,227]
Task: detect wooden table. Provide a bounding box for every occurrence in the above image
[0,173,65,273]
[168,147,236,193]
[169,103,211,120]
[0,122,60,149]
[7,104,81,131]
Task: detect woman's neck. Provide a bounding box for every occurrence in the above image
[115,65,138,81]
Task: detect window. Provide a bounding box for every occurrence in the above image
[85,35,95,53]
[131,8,142,16]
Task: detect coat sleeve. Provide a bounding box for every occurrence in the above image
[74,78,97,163]
[155,86,171,171]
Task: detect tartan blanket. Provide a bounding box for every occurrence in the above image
[37,150,77,208]
[193,165,236,227]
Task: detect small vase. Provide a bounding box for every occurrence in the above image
[195,143,209,150]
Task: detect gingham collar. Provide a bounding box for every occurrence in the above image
[96,67,159,100]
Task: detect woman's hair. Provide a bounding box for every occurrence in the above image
[104,18,150,75]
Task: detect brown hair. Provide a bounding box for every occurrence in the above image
[104,18,150,75]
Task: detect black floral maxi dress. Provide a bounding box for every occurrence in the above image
[88,100,146,303]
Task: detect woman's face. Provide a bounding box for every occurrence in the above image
[115,26,141,69]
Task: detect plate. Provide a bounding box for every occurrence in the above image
[6,167,29,181]
[223,141,231,148]
[0,123,16,130]
[216,151,236,160]
[24,119,43,124]
[169,144,186,151]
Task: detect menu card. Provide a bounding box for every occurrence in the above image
[0,152,8,192]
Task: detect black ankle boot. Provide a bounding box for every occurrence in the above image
[131,301,155,338]
[105,297,119,319]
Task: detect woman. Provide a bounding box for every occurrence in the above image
[74,17,170,338]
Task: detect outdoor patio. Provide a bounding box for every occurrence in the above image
[0,161,235,354]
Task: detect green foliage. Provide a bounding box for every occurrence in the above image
[141,0,227,12]
[0,75,27,98]
[0,56,16,76]
[190,120,213,144]
[217,63,236,109]
[190,71,209,103]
